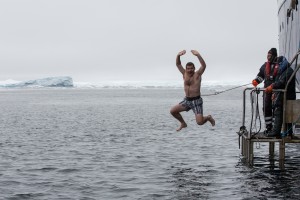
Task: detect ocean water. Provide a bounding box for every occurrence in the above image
[1,87,300,200]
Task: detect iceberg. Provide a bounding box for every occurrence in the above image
[1,76,73,88]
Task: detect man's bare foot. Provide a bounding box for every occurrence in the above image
[208,115,215,126]
[176,123,187,131]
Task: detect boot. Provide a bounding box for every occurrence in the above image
[264,124,273,134]
[267,130,281,138]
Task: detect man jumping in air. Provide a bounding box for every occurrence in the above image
[170,50,215,131]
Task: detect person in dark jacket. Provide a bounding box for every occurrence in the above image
[252,48,279,133]
[265,62,296,137]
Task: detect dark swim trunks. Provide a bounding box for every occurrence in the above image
[179,96,203,115]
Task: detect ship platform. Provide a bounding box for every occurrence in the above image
[240,130,300,169]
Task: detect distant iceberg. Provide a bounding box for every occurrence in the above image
[1,76,73,88]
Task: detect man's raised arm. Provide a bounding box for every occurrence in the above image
[191,50,206,75]
[176,50,186,75]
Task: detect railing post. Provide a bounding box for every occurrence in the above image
[269,142,275,158]
[279,140,286,170]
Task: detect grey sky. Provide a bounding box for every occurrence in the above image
[0,0,278,83]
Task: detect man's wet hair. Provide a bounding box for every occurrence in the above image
[186,62,195,68]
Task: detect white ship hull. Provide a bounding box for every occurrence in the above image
[278,0,300,89]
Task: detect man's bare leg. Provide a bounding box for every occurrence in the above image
[174,114,187,131]
[207,115,215,126]
[196,114,215,126]
[177,124,187,131]
[170,104,188,131]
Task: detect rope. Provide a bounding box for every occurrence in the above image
[249,89,262,148]
[202,83,252,96]
[250,89,262,136]
[288,20,293,59]
[294,49,299,84]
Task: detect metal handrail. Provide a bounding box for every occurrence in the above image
[242,88,286,125]
[242,87,294,138]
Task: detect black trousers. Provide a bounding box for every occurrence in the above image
[263,92,273,129]
[273,105,293,135]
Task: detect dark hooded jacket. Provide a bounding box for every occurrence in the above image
[254,56,289,88]
[272,66,296,107]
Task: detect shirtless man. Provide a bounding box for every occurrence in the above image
[170,50,215,131]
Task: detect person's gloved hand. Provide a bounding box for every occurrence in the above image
[252,80,258,87]
[265,85,273,93]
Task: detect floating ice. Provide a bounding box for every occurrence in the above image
[72,80,249,89]
[0,78,249,90]
[1,76,73,88]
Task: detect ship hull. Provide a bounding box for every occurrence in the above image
[278,0,300,89]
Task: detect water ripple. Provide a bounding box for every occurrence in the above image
[0,89,299,199]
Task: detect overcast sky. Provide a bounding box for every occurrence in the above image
[0,0,279,83]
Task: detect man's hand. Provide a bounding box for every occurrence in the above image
[265,85,273,93]
[178,50,186,56]
[191,50,200,56]
[252,80,258,87]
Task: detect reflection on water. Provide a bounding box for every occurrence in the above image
[237,144,300,200]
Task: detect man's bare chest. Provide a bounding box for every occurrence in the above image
[184,75,200,86]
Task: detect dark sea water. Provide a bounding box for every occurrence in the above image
[1,88,300,200]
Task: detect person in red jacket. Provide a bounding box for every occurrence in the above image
[252,48,279,134]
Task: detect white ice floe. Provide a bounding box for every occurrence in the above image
[0,78,249,89]
[0,76,73,88]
